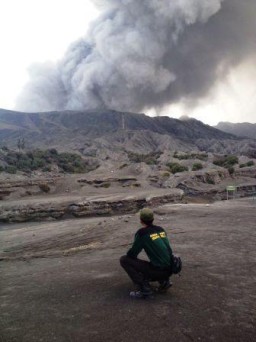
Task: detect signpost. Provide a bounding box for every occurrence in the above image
[226,185,236,200]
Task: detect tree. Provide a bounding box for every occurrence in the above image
[17,138,25,151]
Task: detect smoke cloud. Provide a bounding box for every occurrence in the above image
[16,0,256,114]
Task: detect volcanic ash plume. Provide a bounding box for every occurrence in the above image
[16,0,256,113]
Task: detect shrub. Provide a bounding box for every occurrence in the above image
[1,149,96,174]
[127,151,161,165]
[192,163,203,171]
[228,167,235,175]
[191,153,208,161]
[49,148,58,155]
[213,159,225,167]
[166,162,188,174]
[60,163,75,173]
[119,163,128,169]
[247,160,254,167]
[5,165,17,174]
[5,153,18,166]
[206,177,215,185]
[175,153,190,160]
[101,183,111,188]
[161,171,171,177]
[173,152,208,161]
[225,155,238,166]
[39,183,50,193]
[73,160,83,169]
[213,155,238,169]
[42,166,51,172]
[31,158,46,169]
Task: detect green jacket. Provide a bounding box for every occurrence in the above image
[127,225,173,267]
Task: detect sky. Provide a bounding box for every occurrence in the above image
[0,0,99,111]
[0,0,255,126]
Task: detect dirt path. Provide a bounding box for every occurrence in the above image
[1,199,256,341]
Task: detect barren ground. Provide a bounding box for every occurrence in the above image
[0,198,256,342]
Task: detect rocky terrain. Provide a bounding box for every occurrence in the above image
[0,109,255,216]
[0,163,256,223]
[0,146,256,224]
[0,155,255,223]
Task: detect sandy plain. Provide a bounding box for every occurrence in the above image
[0,196,256,342]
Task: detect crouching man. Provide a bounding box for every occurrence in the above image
[120,208,173,299]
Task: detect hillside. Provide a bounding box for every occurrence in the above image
[0,108,255,157]
[216,122,256,139]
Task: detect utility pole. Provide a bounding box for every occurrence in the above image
[122,114,125,130]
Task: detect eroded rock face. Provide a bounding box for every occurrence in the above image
[77,177,138,188]
[0,189,184,223]
[0,178,57,200]
[235,167,256,178]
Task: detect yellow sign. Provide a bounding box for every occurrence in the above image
[226,186,236,191]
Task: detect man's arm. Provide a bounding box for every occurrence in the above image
[162,229,173,256]
[127,233,143,258]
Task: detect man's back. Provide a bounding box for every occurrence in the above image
[127,225,173,267]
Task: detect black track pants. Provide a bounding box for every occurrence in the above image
[120,255,171,286]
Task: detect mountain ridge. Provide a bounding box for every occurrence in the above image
[215,121,256,139]
[0,108,255,157]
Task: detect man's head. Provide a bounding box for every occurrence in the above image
[140,208,154,226]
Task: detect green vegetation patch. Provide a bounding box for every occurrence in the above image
[213,155,238,169]
[173,151,208,161]
[0,148,98,174]
[127,151,162,165]
[246,160,254,167]
[166,162,188,174]
[205,174,215,184]
[192,162,203,171]
[239,160,254,168]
